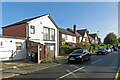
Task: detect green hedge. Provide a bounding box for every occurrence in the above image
[59,43,113,55]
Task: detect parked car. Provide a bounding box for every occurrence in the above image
[113,47,118,51]
[67,49,91,63]
[97,48,107,55]
[106,48,111,53]
[110,48,114,52]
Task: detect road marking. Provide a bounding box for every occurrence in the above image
[91,59,102,64]
[66,69,78,78]
[114,66,120,80]
[56,66,84,80]
[70,65,79,68]
[70,65,87,72]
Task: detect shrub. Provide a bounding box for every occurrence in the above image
[91,43,98,50]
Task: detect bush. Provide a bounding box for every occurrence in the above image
[60,43,91,55]
[99,44,113,48]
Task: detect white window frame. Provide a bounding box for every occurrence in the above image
[16,42,22,51]
[30,25,35,34]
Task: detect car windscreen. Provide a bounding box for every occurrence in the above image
[72,50,83,54]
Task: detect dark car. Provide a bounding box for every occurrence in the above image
[97,48,107,55]
[110,48,114,52]
[113,47,118,51]
[67,49,91,63]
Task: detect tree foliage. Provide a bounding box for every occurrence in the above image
[118,37,120,43]
[104,33,118,46]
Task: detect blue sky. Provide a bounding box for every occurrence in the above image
[1,2,118,42]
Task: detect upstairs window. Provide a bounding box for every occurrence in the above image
[43,27,49,40]
[43,27,55,41]
[72,36,74,41]
[50,29,55,40]
[30,25,35,34]
[65,35,67,40]
[0,41,3,47]
[87,37,89,42]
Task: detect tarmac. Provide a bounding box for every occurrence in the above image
[1,56,67,79]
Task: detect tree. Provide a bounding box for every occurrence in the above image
[104,33,118,46]
[118,37,120,43]
[60,38,65,46]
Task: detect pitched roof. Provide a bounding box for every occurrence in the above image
[89,33,97,39]
[59,28,76,36]
[66,28,82,37]
[2,14,59,29]
[77,29,88,36]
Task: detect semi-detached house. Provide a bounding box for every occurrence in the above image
[89,33,98,44]
[67,25,90,44]
[59,28,76,47]
[2,14,59,59]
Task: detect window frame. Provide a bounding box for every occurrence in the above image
[72,36,74,41]
[30,25,35,34]
[43,27,55,41]
[16,42,22,51]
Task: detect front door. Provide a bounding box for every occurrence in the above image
[45,43,55,60]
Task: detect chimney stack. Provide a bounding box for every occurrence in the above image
[73,24,76,34]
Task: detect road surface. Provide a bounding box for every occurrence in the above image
[3,50,120,80]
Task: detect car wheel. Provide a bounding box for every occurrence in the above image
[88,57,91,61]
[105,52,107,55]
[68,60,71,64]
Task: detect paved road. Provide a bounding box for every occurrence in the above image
[3,50,120,80]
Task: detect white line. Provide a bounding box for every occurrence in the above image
[70,65,79,68]
[91,59,102,64]
[70,65,87,72]
[56,66,84,80]
[66,69,78,78]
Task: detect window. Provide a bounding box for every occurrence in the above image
[44,27,49,40]
[43,27,55,41]
[83,38,85,42]
[65,35,67,40]
[30,25,35,34]
[50,29,55,40]
[87,37,89,42]
[0,42,3,47]
[16,42,22,51]
[72,36,74,41]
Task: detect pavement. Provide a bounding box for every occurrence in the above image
[1,51,120,80]
[1,56,66,79]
